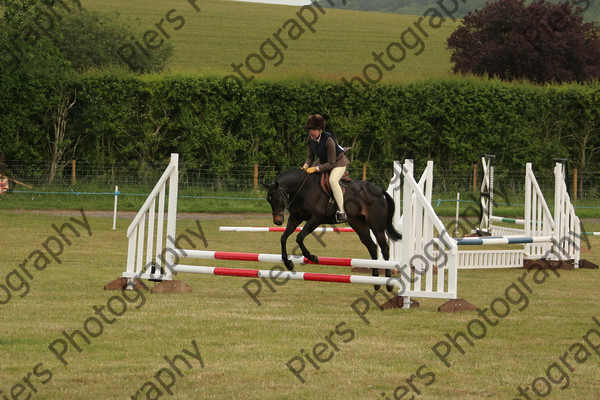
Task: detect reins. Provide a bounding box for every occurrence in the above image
[280,173,310,213]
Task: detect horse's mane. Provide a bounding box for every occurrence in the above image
[276,168,306,183]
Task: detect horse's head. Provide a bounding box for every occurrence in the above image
[263,180,287,226]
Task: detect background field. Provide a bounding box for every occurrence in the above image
[85,0,462,83]
[1,211,600,399]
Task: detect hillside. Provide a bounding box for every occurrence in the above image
[317,0,600,22]
[317,0,489,17]
[84,0,462,83]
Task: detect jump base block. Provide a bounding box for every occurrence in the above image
[579,259,599,269]
[523,259,574,270]
[438,299,476,312]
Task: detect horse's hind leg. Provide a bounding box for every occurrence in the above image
[349,219,382,291]
[372,230,396,292]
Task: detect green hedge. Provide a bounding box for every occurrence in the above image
[2,73,599,183]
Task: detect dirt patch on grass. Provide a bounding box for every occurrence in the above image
[4,209,271,220]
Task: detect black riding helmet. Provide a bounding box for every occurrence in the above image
[304,114,325,130]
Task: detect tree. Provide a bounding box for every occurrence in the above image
[49,8,173,73]
[0,0,174,183]
[0,1,74,164]
[446,0,600,83]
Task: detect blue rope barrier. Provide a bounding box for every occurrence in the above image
[7,190,600,209]
[9,190,265,201]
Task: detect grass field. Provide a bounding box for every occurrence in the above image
[84,0,463,83]
[1,210,600,399]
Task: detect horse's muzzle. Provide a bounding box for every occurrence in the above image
[273,213,284,226]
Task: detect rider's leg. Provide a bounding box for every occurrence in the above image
[329,166,346,220]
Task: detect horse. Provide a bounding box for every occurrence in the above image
[264,168,402,291]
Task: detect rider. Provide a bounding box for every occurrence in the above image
[301,114,350,223]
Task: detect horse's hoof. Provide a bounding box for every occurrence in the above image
[284,260,294,271]
[385,270,393,292]
[373,285,381,291]
[307,254,319,264]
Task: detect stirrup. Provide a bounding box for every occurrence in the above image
[336,211,347,223]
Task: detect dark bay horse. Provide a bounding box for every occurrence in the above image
[264,168,402,290]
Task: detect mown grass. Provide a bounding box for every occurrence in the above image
[84,0,463,83]
[1,210,600,399]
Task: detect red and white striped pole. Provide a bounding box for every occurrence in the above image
[219,226,355,233]
[175,249,403,271]
[172,264,403,287]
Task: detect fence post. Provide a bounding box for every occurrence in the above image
[362,164,366,180]
[573,168,578,200]
[472,163,477,193]
[455,192,460,236]
[253,164,259,190]
[72,160,76,185]
[112,185,118,230]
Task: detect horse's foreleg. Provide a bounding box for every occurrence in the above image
[296,217,322,264]
[281,216,302,271]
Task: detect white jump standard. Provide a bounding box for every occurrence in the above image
[462,155,588,270]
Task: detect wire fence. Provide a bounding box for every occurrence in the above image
[2,159,600,201]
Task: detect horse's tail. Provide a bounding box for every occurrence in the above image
[383,191,402,241]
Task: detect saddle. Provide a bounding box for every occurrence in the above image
[319,170,351,197]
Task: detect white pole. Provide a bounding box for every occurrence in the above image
[112,185,119,230]
[455,192,460,236]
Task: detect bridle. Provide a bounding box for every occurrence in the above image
[277,187,290,216]
[271,174,310,216]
